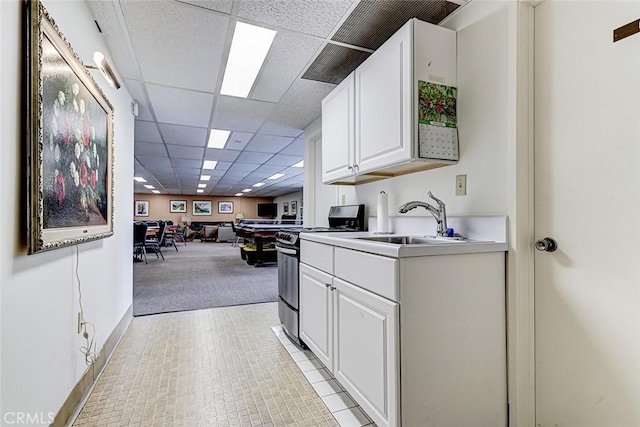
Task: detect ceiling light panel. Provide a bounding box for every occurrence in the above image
[120,1,229,92]
[144,184,155,189]
[223,131,255,151]
[292,160,304,167]
[268,173,284,180]
[198,183,207,188]
[133,177,147,182]
[220,22,277,98]
[253,182,265,187]
[146,83,214,127]
[203,160,218,169]
[196,189,204,193]
[234,193,243,196]
[152,190,161,194]
[241,188,252,192]
[200,175,211,181]
[207,129,231,148]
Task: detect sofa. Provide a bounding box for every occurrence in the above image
[186,221,235,242]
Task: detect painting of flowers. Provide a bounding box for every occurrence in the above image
[27,1,113,253]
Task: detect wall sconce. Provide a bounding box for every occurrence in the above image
[90,51,121,89]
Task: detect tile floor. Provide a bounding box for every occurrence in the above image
[71,302,374,427]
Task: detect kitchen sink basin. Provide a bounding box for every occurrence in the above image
[354,235,468,245]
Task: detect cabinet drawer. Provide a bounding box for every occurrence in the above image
[334,247,398,301]
[301,240,334,274]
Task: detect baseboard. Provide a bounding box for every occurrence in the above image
[52,304,133,427]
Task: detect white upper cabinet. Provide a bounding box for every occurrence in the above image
[321,73,355,184]
[322,19,457,185]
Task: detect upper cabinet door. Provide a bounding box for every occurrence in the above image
[322,73,355,184]
[355,23,413,174]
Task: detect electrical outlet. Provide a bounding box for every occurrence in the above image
[78,312,83,334]
[456,174,467,196]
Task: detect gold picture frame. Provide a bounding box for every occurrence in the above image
[26,0,114,254]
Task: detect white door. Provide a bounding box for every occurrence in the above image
[534,1,640,426]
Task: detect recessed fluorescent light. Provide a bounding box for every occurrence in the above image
[200,175,211,181]
[242,188,252,193]
[253,182,265,187]
[235,193,243,196]
[268,173,284,180]
[220,22,277,98]
[198,184,207,188]
[151,190,160,194]
[203,160,218,170]
[144,184,155,189]
[197,189,204,193]
[133,177,147,183]
[292,160,304,168]
[208,129,231,148]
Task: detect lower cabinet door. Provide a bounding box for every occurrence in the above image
[299,263,334,371]
[333,277,399,427]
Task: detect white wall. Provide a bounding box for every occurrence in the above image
[273,191,303,221]
[0,0,134,424]
[329,3,511,228]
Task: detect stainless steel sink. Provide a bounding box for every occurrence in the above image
[354,235,468,245]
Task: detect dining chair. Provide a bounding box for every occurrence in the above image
[163,225,179,252]
[144,221,165,260]
[133,222,148,264]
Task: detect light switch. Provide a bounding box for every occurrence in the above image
[456,174,467,196]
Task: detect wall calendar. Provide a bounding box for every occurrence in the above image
[417,81,459,161]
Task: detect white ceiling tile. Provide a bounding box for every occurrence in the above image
[171,158,203,169]
[166,144,205,160]
[214,161,233,171]
[158,123,207,147]
[266,154,302,167]
[147,84,214,127]
[236,151,274,164]
[178,0,233,14]
[251,32,323,103]
[121,1,229,92]
[124,79,154,121]
[174,168,201,177]
[134,120,163,143]
[221,171,250,179]
[244,134,295,153]
[204,148,241,162]
[225,132,254,151]
[228,162,260,173]
[279,78,336,107]
[280,138,305,156]
[86,1,142,80]
[259,103,320,137]
[134,142,167,157]
[237,0,354,38]
[254,164,285,174]
[211,96,275,132]
[136,155,172,169]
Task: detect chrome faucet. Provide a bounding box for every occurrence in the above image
[398,191,448,237]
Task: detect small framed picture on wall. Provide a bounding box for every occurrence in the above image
[218,201,233,214]
[290,201,297,215]
[170,200,187,213]
[283,202,289,214]
[135,200,149,217]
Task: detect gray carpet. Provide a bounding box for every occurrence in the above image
[133,241,278,316]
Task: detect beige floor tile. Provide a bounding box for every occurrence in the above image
[72,303,337,427]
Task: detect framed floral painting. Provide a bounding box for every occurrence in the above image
[135,201,149,217]
[26,1,114,253]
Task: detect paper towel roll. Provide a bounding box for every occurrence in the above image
[377,191,389,233]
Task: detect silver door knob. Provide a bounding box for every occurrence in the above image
[535,237,558,252]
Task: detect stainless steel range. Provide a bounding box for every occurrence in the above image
[275,204,366,347]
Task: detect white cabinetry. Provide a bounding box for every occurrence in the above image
[321,19,457,185]
[299,237,507,427]
[300,243,400,427]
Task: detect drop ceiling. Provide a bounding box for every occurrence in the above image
[87,0,466,197]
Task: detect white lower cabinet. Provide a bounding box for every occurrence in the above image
[300,263,399,427]
[300,243,506,427]
[333,277,398,427]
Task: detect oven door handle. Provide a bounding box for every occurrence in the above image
[276,246,298,256]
